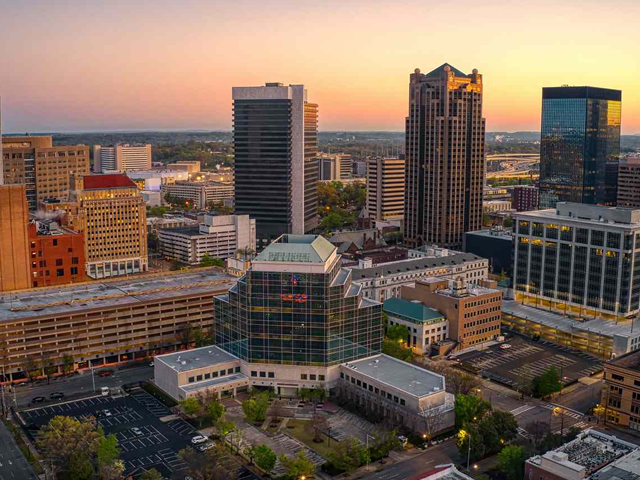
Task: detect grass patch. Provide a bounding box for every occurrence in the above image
[265,418,283,434]
[286,419,339,459]
[3,420,44,474]
[141,381,178,407]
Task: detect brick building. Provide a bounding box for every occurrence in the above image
[512,185,539,212]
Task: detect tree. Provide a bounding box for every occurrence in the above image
[193,327,213,347]
[242,391,270,424]
[249,445,277,474]
[386,324,409,343]
[68,452,94,480]
[306,413,329,443]
[24,356,41,383]
[454,394,492,429]
[41,352,56,384]
[214,418,236,442]
[421,408,444,446]
[177,324,194,348]
[269,399,287,423]
[488,410,518,446]
[328,437,370,473]
[497,445,527,480]
[279,450,316,479]
[382,339,413,363]
[503,217,514,228]
[426,362,479,395]
[457,424,485,463]
[525,420,549,451]
[179,447,229,480]
[368,429,401,461]
[206,398,225,425]
[532,367,562,398]
[97,427,121,479]
[200,253,225,268]
[180,397,203,418]
[98,460,125,480]
[139,468,165,480]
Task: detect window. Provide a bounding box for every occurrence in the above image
[228,368,233,375]
[55,258,63,266]
[56,269,64,277]
[268,372,274,378]
[213,371,218,378]
[319,375,325,381]
[394,396,399,403]
[387,393,392,399]
[611,373,625,382]
[53,239,58,246]
[609,397,621,408]
[340,372,344,379]
[310,374,316,381]
[72,257,79,264]
[400,399,406,406]
[188,376,195,383]
[356,380,362,387]
[375,387,379,394]
[205,373,211,379]
[362,382,367,389]
[235,366,240,373]
[368,385,373,392]
[70,267,78,275]
[259,371,266,378]
[196,375,203,381]
[251,371,257,377]
[220,370,226,377]
[301,374,308,380]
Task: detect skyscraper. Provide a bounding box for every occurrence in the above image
[404,64,485,249]
[539,86,621,208]
[233,83,318,243]
[367,157,405,223]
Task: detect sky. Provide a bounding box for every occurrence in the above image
[1,0,639,134]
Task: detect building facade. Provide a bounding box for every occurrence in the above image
[367,157,405,223]
[318,153,352,181]
[162,180,234,209]
[384,297,448,354]
[513,203,640,322]
[0,185,32,292]
[233,83,319,242]
[617,159,640,208]
[29,220,85,288]
[93,144,152,173]
[71,174,148,279]
[404,64,485,248]
[512,185,540,212]
[539,86,621,209]
[463,228,513,276]
[2,136,90,209]
[158,214,256,265]
[401,278,502,350]
[602,350,640,430]
[214,234,383,396]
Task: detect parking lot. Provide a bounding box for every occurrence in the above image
[456,337,602,389]
[20,389,191,477]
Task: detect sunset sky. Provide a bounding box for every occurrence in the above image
[1,0,639,134]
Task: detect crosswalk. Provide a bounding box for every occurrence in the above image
[539,403,584,419]
[510,405,536,416]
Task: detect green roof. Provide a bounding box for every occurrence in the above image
[424,63,467,78]
[255,234,336,264]
[383,297,444,324]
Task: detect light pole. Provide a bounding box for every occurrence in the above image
[467,433,472,471]
[366,433,375,471]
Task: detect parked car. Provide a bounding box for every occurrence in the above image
[131,427,143,436]
[103,409,112,417]
[499,344,512,350]
[32,396,46,404]
[50,392,65,400]
[98,371,113,378]
[197,442,215,452]
[191,435,208,445]
[101,387,110,397]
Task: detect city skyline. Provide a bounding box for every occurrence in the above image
[1,0,639,134]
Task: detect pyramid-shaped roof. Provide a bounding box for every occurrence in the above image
[424,63,467,78]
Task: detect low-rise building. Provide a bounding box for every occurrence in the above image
[166,161,201,174]
[525,429,639,480]
[147,215,200,235]
[463,228,513,276]
[512,185,539,212]
[602,350,640,430]
[384,297,448,354]
[29,220,85,287]
[350,250,488,303]
[408,464,475,480]
[401,278,502,350]
[483,200,512,213]
[158,214,256,265]
[162,181,234,209]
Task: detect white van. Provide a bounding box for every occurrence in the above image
[101,387,110,397]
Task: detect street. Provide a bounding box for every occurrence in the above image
[0,421,39,480]
[9,365,154,408]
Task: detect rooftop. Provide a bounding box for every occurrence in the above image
[0,269,235,321]
[424,63,468,78]
[350,253,484,280]
[515,203,640,228]
[180,373,248,393]
[384,297,445,324]
[254,234,336,264]
[83,174,138,190]
[430,279,500,298]
[607,350,640,373]
[408,465,474,480]
[342,354,445,398]
[465,228,513,239]
[157,345,239,373]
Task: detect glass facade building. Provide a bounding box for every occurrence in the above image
[513,203,640,320]
[214,235,383,366]
[539,86,621,208]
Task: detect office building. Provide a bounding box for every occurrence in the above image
[0,97,3,184]
[512,185,539,212]
[384,297,448,354]
[233,83,319,241]
[2,136,90,209]
[463,228,513,276]
[158,214,256,265]
[166,161,201,174]
[0,269,235,382]
[0,185,32,292]
[349,249,488,302]
[162,180,234,209]
[71,174,147,279]
[602,350,640,430]
[29,220,85,287]
[525,430,639,480]
[483,200,512,213]
[617,159,640,208]
[93,144,152,173]
[401,278,502,349]
[147,215,199,235]
[126,170,190,191]
[404,64,485,248]
[367,157,405,223]
[539,86,621,208]
[318,153,352,181]
[513,203,640,322]
[214,234,383,395]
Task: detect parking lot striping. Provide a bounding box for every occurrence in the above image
[510,405,536,416]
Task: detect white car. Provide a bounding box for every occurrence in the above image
[197,442,215,452]
[499,344,512,350]
[103,409,112,417]
[131,427,143,436]
[191,435,208,445]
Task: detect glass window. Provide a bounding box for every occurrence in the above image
[188,376,195,383]
[301,374,308,380]
[259,371,266,378]
[268,372,274,378]
[251,371,257,377]
[196,375,203,382]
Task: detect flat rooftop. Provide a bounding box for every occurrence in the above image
[350,253,484,280]
[465,229,513,240]
[515,202,640,228]
[608,350,640,373]
[157,345,239,373]
[342,354,444,398]
[254,234,336,264]
[180,373,248,393]
[503,300,640,340]
[0,269,235,321]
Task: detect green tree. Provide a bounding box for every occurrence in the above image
[68,452,94,480]
[488,410,519,446]
[368,429,401,461]
[279,450,316,479]
[62,353,74,375]
[242,391,270,424]
[97,427,121,472]
[454,394,492,429]
[386,324,409,343]
[139,469,165,480]
[206,398,225,425]
[180,397,204,426]
[248,445,277,473]
[457,424,485,463]
[497,445,527,480]
[214,418,236,442]
[179,446,229,480]
[200,253,225,268]
[532,367,562,398]
[328,437,370,473]
[503,217,514,228]
[382,339,413,362]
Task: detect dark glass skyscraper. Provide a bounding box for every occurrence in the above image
[539,86,621,208]
[214,235,383,367]
[233,83,318,244]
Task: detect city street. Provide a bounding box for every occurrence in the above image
[8,364,154,408]
[0,421,39,480]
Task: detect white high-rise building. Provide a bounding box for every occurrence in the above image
[94,144,152,172]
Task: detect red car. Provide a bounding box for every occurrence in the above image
[98,371,113,378]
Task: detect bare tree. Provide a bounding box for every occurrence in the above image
[427,362,478,395]
[526,420,549,452]
[176,325,194,348]
[269,399,288,424]
[305,413,330,443]
[421,408,444,446]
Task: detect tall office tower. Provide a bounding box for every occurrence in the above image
[539,86,622,208]
[366,157,405,223]
[618,159,640,208]
[71,174,147,279]
[93,144,152,173]
[404,64,485,248]
[214,234,382,394]
[1,136,90,209]
[0,96,4,185]
[233,83,318,243]
[0,185,32,292]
